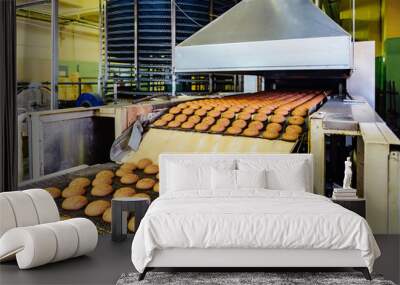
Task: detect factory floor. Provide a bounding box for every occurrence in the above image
[0,235,398,285]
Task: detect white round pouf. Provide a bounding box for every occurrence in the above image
[23,189,59,224]
[0,192,39,227]
[65,218,98,257]
[0,196,17,237]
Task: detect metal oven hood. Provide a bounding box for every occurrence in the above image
[175,0,352,73]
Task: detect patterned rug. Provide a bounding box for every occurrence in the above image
[116,271,395,285]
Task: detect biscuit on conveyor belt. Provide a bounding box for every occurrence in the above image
[210,124,226,133]
[120,163,137,171]
[167,120,181,128]
[182,108,195,115]
[292,108,307,117]
[144,164,159,174]
[286,125,303,135]
[226,126,242,135]
[175,114,188,123]
[153,119,167,127]
[195,123,209,131]
[188,115,201,124]
[116,168,131,177]
[281,132,299,141]
[128,216,136,232]
[102,207,112,223]
[168,107,181,115]
[221,111,235,119]
[69,177,91,188]
[162,113,174,121]
[44,187,61,199]
[195,109,207,116]
[232,119,247,129]
[62,185,86,198]
[242,128,259,137]
[121,173,139,184]
[84,200,111,217]
[91,184,113,197]
[153,182,159,193]
[287,116,305,125]
[237,112,251,120]
[96,170,115,179]
[137,158,153,169]
[248,121,264,130]
[202,116,215,126]
[136,178,156,190]
[216,118,231,127]
[266,123,282,132]
[113,187,136,198]
[92,176,112,186]
[270,114,286,124]
[62,195,88,210]
[207,110,221,118]
[133,193,151,199]
[181,121,195,129]
[262,130,280,140]
[253,113,268,122]
[274,108,289,116]
[156,173,159,180]
[215,105,227,112]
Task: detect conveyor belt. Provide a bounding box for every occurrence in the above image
[121,128,296,164]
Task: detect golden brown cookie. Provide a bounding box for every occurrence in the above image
[286,125,303,135]
[144,164,159,174]
[248,121,264,130]
[120,163,137,171]
[195,123,209,131]
[253,113,268,122]
[162,113,175,121]
[232,119,247,129]
[237,112,251,120]
[274,108,289,116]
[242,128,260,137]
[228,106,242,113]
[102,207,112,223]
[136,178,156,190]
[266,122,283,132]
[207,110,221,118]
[121,173,139,184]
[153,182,159,193]
[216,118,231,127]
[62,185,86,198]
[137,158,153,169]
[214,105,228,112]
[92,177,112,186]
[194,109,207,117]
[84,200,111,217]
[62,195,88,211]
[167,120,181,128]
[116,168,131,177]
[210,124,225,133]
[221,111,235,119]
[182,108,195,115]
[113,187,136,198]
[91,184,113,197]
[188,115,201,124]
[281,132,299,141]
[96,170,115,179]
[128,216,136,232]
[202,116,215,126]
[168,107,181,115]
[156,173,159,180]
[270,115,286,124]
[133,193,151,199]
[175,114,188,123]
[262,130,280,140]
[292,108,307,117]
[226,126,242,135]
[287,116,305,125]
[69,177,91,188]
[181,121,195,129]
[153,119,167,127]
[258,107,273,115]
[44,187,61,199]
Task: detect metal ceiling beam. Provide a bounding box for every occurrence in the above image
[16,0,50,9]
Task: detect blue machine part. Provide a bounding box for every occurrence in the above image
[76,93,104,107]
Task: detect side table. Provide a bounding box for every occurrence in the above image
[111,197,151,241]
[331,198,366,218]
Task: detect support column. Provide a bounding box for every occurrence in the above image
[51,0,59,109]
[171,0,176,96]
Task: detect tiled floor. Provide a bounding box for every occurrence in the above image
[0,235,398,285]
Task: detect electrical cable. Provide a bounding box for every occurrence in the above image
[171,0,203,28]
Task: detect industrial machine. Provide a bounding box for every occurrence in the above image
[21,0,399,234]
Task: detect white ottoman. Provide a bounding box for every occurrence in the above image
[0,189,98,269]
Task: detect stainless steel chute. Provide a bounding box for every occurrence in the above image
[175,0,352,73]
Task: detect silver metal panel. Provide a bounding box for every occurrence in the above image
[175,0,352,72]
